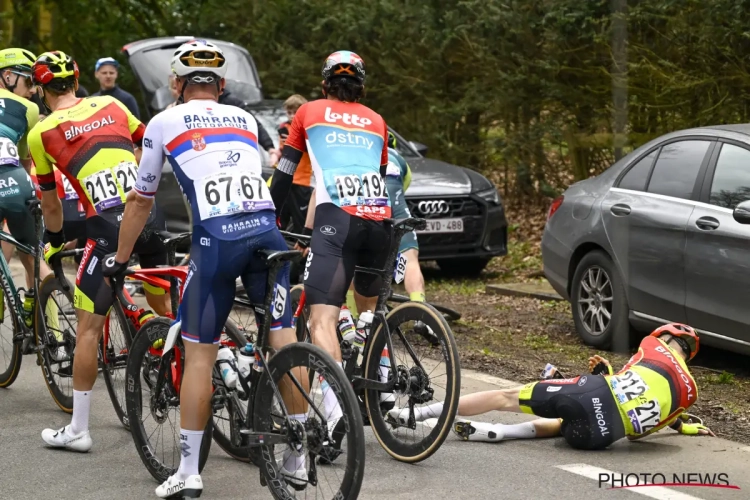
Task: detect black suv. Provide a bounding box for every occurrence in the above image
[123,37,508,275]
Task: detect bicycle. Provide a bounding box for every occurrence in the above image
[0,199,82,411]
[284,218,461,464]
[120,246,366,499]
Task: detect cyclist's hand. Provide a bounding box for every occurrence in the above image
[588,355,611,374]
[43,242,64,264]
[680,422,715,436]
[101,253,129,278]
[294,241,310,258]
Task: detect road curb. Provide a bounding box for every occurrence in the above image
[485,282,564,301]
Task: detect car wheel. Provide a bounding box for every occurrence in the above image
[437,257,491,277]
[570,250,630,351]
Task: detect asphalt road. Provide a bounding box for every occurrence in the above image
[2,261,750,500]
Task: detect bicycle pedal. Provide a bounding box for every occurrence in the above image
[453,421,476,441]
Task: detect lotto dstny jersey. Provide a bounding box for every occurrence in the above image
[385,147,412,219]
[28,95,144,218]
[284,99,391,221]
[0,88,40,164]
[606,336,698,437]
[134,99,275,240]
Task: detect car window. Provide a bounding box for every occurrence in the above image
[388,127,420,158]
[709,143,750,209]
[647,140,711,200]
[618,150,657,191]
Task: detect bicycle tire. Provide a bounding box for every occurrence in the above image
[388,293,462,322]
[253,342,365,500]
[211,318,251,461]
[36,275,77,413]
[0,269,22,387]
[101,301,135,429]
[364,301,460,463]
[125,317,212,482]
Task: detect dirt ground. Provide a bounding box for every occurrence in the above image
[421,201,750,446]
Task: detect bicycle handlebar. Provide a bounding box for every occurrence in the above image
[109,270,137,310]
[49,248,85,292]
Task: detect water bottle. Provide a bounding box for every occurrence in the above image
[541,363,564,380]
[339,306,356,343]
[216,346,238,389]
[354,310,374,367]
[236,343,255,395]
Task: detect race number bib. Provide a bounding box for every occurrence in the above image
[394,253,407,284]
[61,175,78,200]
[385,161,401,177]
[82,161,138,213]
[610,370,649,404]
[334,172,389,207]
[0,137,19,166]
[194,167,274,221]
[626,396,662,434]
[272,284,287,320]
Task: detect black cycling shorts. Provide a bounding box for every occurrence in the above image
[279,184,314,233]
[518,374,625,450]
[0,165,37,251]
[304,203,391,307]
[74,207,167,315]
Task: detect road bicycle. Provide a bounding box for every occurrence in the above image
[120,245,366,499]
[0,199,83,412]
[284,217,461,463]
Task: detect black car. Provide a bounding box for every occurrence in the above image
[124,37,508,275]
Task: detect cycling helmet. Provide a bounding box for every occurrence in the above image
[387,131,397,149]
[171,40,227,80]
[322,51,366,83]
[650,323,700,361]
[32,51,79,91]
[0,48,36,72]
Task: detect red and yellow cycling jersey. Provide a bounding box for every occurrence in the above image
[28,95,144,218]
[30,163,80,201]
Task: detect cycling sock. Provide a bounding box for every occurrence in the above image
[419,402,444,420]
[319,362,343,422]
[283,414,308,472]
[409,291,425,302]
[70,389,92,435]
[177,429,203,479]
[345,290,358,319]
[499,421,536,439]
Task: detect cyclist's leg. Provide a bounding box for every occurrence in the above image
[351,218,390,313]
[133,225,170,316]
[1,220,12,262]
[401,247,424,302]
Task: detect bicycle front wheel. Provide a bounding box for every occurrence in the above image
[253,342,365,499]
[0,271,22,387]
[101,301,135,429]
[364,301,460,463]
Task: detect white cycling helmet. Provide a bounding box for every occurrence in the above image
[170,39,227,79]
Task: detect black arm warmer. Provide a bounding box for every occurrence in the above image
[380,163,387,178]
[270,169,294,219]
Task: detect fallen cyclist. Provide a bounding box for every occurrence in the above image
[390,323,714,449]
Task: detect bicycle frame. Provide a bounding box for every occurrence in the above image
[0,230,35,323]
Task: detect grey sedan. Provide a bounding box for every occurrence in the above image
[542,124,750,355]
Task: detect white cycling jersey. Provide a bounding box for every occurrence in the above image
[135,99,276,239]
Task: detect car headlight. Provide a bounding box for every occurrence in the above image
[476,188,500,205]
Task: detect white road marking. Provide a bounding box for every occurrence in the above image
[556,464,706,500]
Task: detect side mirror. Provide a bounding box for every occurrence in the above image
[733,200,750,224]
[409,141,428,156]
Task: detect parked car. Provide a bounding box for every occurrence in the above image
[124,37,508,275]
[542,124,750,356]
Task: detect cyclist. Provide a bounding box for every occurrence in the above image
[270,51,391,373]
[102,40,306,497]
[394,323,714,448]
[29,51,170,453]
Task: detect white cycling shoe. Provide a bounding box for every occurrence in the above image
[155,474,203,498]
[386,404,441,426]
[41,424,92,452]
[281,464,308,491]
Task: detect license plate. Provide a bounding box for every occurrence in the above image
[417,218,464,234]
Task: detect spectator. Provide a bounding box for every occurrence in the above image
[277,94,314,232]
[91,57,140,118]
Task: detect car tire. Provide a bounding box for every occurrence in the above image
[570,250,630,352]
[437,257,491,277]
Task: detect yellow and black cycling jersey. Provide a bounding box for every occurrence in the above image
[28,95,144,218]
[0,87,40,163]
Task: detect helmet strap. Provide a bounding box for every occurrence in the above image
[4,72,19,93]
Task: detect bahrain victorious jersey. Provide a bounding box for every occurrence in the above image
[284,99,391,221]
[135,99,275,240]
[28,95,144,218]
[606,335,698,437]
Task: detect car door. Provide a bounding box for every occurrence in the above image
[601,139,714,322]
[684,141,750,344]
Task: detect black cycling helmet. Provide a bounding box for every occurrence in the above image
[322,51,366,83]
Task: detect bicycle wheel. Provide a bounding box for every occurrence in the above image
[101,301,135,429]
[0,271,22,387]
[364,301,460,463]
[36,275,77,412]
[253,342,365,499]
[211,318,251,461]
[388,292,462,322]
[125,317,212,482]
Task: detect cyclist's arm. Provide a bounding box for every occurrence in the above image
[29,127,63,233]
[19,102,40,173]
[114,97,146,155]
[270,105,307,217]
[305,189,316,229]
[380,121,389,178]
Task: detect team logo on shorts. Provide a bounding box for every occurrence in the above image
[191,133,206,151]
[97,238,108,247]
[578,376,588,386]
[320,225,337,236]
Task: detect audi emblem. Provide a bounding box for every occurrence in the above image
[417,200,450,215]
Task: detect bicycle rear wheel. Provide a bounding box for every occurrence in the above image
[36,275,77,412]
[125,317,212,482]
[364,301,460,463]
[388,292,462,322]
[253,342,365,499]
[101,301,135,429]
[0,272,22,387]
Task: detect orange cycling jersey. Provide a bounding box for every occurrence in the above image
[28,95,144,217]
[279,121,313,187]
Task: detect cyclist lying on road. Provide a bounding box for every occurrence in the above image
[390,323,714,449]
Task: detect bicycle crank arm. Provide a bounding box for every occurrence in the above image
[352,376,392,392]
[238,430,289,447]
